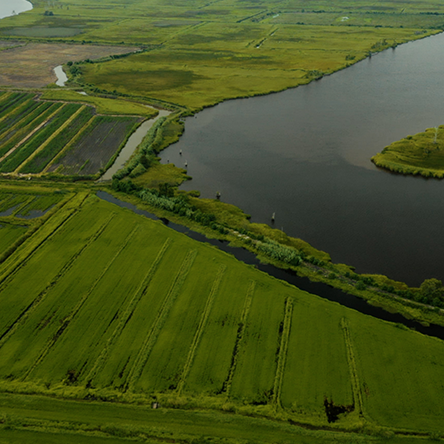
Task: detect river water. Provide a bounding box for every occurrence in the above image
[162,32,444,287]
[0,0,32,19]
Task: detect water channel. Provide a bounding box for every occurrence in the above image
[0,0,32,19]
[161,32,444,288]
[97,191,444,341]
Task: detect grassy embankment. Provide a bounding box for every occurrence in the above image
[372,125,444,178]
[0,187,443,442]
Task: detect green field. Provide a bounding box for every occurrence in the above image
[1,0,444,442]
[0,187,442,441]
[372,125,444,178]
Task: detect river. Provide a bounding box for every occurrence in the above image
[0,0,32,19]
[161,32,444,287]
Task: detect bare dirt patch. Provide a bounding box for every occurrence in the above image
[0,42,137,88]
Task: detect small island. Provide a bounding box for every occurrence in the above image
[372,125,444,178]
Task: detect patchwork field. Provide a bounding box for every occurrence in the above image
[0,92,144,177]
[0,187,443,441]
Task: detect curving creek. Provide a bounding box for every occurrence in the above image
[161,32,444,289]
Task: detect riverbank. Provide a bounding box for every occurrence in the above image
[106,180,444,328]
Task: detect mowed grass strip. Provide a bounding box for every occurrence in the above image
[229,281,287,404]
[280,300,353,418]
[348,313,444,432]
[135,256,224,392]
[184,275,254,396]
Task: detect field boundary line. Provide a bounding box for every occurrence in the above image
[0,104,65,164]
[341,318,364,417]
[176,264,227,395]
[14,105,86,174]
[84,237,172,386]
[223,280,256,397]
[22,225,140,382]
[0,213,117,348]
[124,249,198,392]
[43,115,96,173]
[272,296,293,408]
[0,192,86,292]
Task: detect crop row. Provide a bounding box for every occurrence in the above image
[0,102,62,160]
[0,97,40,138]
[19,106,95,174]
[49,116,140,175]
[0,104,82,173]
[0,92,34,118]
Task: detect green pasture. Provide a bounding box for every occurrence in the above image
[372,125,444,178]
[0,190,442,437]
[41,89,159,118]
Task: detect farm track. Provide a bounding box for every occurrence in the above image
[176,264,227,395]
[124,249,198,392]
[223,280,256,397]
[85,237,172,386]
[0,212,117,348]
[22,225,140,381]
[341,318,364,417]
[0,192,88,293]
[272,297,293,408]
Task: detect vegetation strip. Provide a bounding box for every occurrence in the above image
[85,237,172,386]
[223,280,255,397]
[272,297,293,408]
[176,264,226,395]
[124,249,198,391]
[0,212,116,349]
[0,104,65,164]
[21,225,140,382]
[14,106,87,174]
[0,192,85,292]
[341,318,363,417]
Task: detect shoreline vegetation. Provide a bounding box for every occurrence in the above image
[372,125,444,178]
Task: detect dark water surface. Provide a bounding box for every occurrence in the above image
[98,191,444,340]
[161,32,444,287]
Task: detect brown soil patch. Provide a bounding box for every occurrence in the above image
[0,42,137,88]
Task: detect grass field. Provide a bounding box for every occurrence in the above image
[372,125,444,178]
[0,188,443,439]
[0,1,439,110]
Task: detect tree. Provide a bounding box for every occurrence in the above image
[420,278,444,301]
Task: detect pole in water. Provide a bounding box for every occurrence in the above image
[271,212,275,222]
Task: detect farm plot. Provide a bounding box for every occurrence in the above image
[0,103,82,173]
[0,192,444,433]
[19,106,95,174]
[0,92,147,177]
[48,116,141,175]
